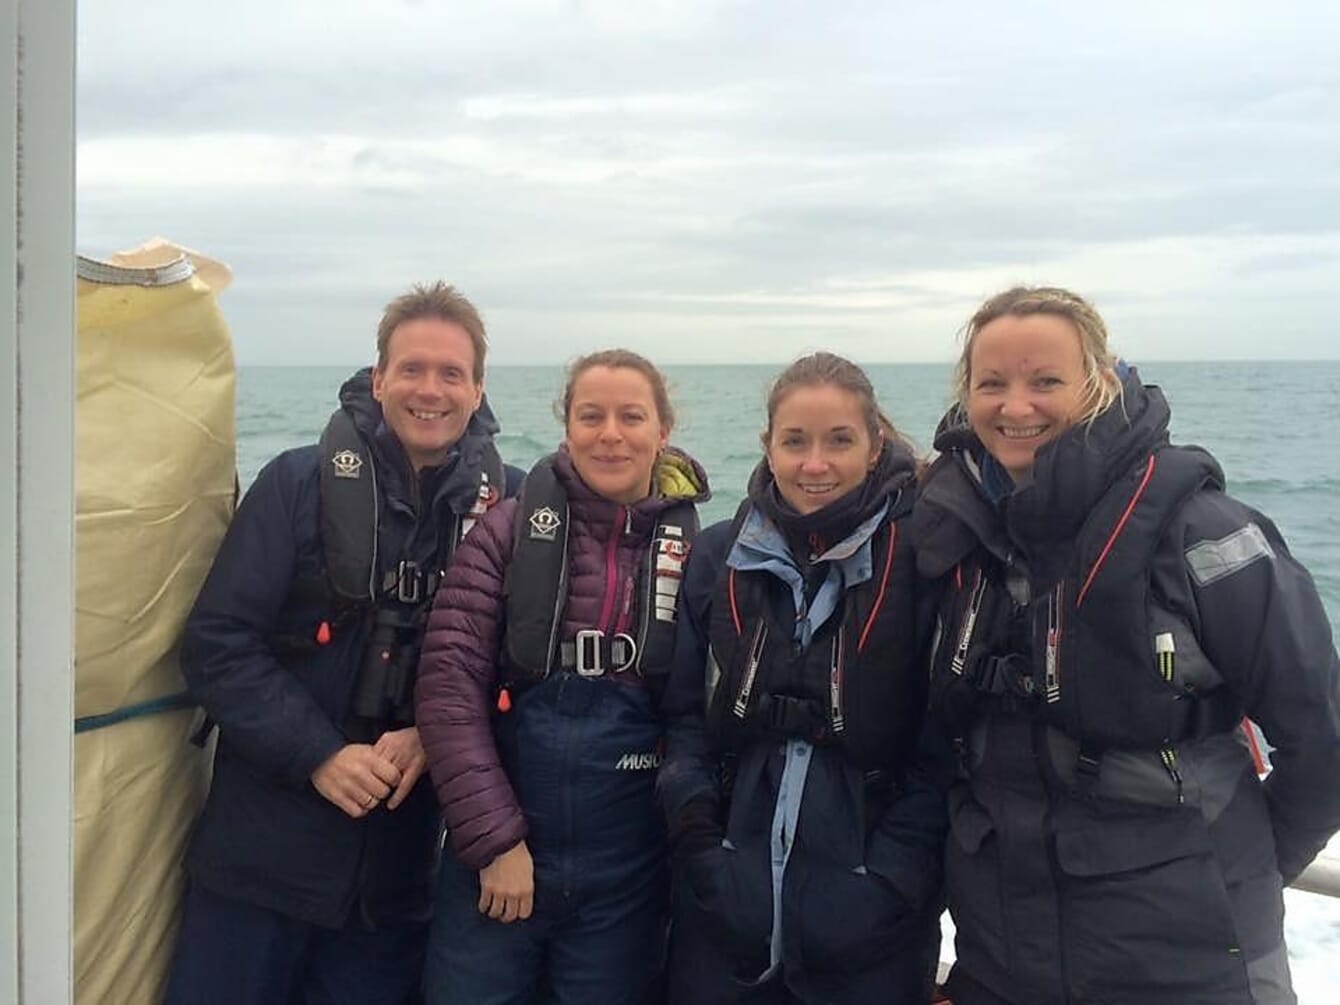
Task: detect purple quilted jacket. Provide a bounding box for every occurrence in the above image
[415,447,709,869]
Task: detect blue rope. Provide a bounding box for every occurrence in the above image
[74,691,197,734]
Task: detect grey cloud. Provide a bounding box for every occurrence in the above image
[1234,250,1340,276]
[76,0,1340,362]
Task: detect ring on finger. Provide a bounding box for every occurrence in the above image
[364,794,377,809]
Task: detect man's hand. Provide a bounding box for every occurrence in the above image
[373,726,427,810]
[311,744,402,818]
[478,841,534,923]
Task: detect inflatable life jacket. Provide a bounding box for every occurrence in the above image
[218,403,505,742]
[501,454,698,689]
[931,445,1242,768]
[316,404,502,609]
[314,404,504,728]
[704,500,922,770]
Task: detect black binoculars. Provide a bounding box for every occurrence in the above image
[350,607,423,727]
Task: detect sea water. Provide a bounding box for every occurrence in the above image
[237,360,1340,1000]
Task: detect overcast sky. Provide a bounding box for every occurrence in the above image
[76,1,1340,365]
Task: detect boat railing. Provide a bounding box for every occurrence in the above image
[1293,855,1340,899]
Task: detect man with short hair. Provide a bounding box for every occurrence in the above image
[166,282,523,1004]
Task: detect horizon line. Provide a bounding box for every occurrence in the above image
[234,357,1340,368]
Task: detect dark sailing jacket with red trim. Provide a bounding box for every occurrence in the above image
[911,368,1340,1005]
[700,498,921,771]
[659,442,950,1004]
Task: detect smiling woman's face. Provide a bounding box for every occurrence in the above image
[966,313,1088,481]
[564,365,669,504]
[765,383,880,515]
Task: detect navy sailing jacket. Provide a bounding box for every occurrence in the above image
[658,452,950,1003]
[913,371,1340,1005]
[181,379,520,929]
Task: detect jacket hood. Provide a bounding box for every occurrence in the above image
[654,446,712,504]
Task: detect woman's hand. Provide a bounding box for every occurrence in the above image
[478,840,535,923]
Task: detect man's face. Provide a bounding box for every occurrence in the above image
[372,317,483,471]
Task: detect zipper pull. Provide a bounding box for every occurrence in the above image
[829,632,845,734]
[1159,746,1184,804]
[624,507,633,536]
[1045,583,1063,703]
[621,575,634,620]
[734,623,767,717]
[951,570,986,675]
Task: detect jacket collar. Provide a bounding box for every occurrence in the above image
[727,500,888,647]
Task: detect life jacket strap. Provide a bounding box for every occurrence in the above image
[971,651,1038,700]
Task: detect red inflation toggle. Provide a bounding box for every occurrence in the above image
[496,688,513,713]
[315,621,332,645]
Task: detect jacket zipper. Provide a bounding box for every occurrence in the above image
[1159,746,1185,804]
[733,621,768,718]
[1036,721,1074,1004]
[613,510,638,636]
[950,569,986,675]
[614,574,635,635]
[927,616,944,676]
[705,644,724,710]
[595,506,627,632]
[829,629,846,734]
[1045,582,1064,703]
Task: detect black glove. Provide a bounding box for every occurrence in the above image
[667,795,723,865]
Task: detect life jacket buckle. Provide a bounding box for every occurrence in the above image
[573,629,638,677]
[974,652,1036,701]
[575,629,603,676]
[393,560,423,604]
[608,632,637,673]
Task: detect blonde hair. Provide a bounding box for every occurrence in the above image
[954,286,1122,426]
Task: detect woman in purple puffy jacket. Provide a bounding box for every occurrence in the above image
[415,349,709,1004]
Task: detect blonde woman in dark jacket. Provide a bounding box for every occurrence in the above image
[913,286,1340,1005]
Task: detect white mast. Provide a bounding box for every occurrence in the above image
[2,0,76,1000]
